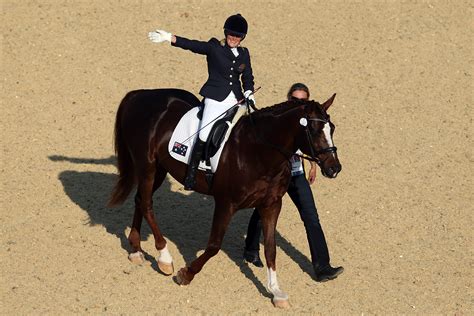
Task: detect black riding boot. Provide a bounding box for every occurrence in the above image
[184,139,206,191]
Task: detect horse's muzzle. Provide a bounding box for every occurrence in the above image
[322,164,342,178]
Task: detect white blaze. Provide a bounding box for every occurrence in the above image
[323,122,334,147]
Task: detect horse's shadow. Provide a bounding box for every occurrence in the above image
[50,154,314,296]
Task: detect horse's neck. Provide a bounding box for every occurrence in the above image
[246,111,300,157]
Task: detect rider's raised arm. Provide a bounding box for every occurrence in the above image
[148,30,210,55]
[171,36,212,55]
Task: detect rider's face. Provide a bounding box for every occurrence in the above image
[290,90,309,101]
[226,34,242,48]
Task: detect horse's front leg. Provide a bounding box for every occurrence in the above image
[176,201,234,285]
[259,200,290,309]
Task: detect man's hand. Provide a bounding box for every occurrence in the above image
[148,30,172,43]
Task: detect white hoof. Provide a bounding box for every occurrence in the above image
[157,244,173,275]
[128,251,145,264]
[271,289,289,308]
[158,260,174,275]
[272,297,290,309]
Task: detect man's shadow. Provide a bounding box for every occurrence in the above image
[50,155,315,295]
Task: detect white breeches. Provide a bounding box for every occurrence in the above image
[198,92,239,142]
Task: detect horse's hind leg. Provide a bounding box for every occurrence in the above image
[128,163,173,274]
[128,194,145,264]
[148,164,174,275]
[128,163,157,264]
[176,200,234,285]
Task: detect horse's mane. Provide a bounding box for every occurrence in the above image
[251,99,320,118]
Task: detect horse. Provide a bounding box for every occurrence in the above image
[108,88,341,308]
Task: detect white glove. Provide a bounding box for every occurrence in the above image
[244,90,256,105]
[148,30,172,43]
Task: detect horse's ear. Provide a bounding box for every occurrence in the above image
[322,93,336,111]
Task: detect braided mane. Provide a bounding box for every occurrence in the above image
[252,99,320,118]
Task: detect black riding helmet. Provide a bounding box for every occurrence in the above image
[224,14,248,39]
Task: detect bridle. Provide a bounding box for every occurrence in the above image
[249,109,337,165]
[294,117,338,164]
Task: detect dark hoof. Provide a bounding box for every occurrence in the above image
[175,267,192,285]
[314,265,344,282]
[243,249,264,268]
[183,185,194,191]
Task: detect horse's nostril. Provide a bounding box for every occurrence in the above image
[327,165,341,177]
[325,167,335,176]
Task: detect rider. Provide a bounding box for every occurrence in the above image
[243,83,344,282]
[148,13,256,190]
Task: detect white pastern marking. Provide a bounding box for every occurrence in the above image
[266,267,289,301]
[158,244,173,264]
[267,267,279,290]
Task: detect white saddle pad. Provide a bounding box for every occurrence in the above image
[168,106,247,173]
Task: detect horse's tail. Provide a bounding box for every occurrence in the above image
[108,92,137,207]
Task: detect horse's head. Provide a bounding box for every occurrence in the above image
[295,94,341,178]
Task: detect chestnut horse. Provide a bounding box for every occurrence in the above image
[108,89,341,307]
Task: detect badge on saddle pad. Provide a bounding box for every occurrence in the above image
[172,142,188,156]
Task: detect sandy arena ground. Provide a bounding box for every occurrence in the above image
[1,0,472,314]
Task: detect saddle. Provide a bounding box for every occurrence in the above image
[168,101,247,188]
[197,105,238,166]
